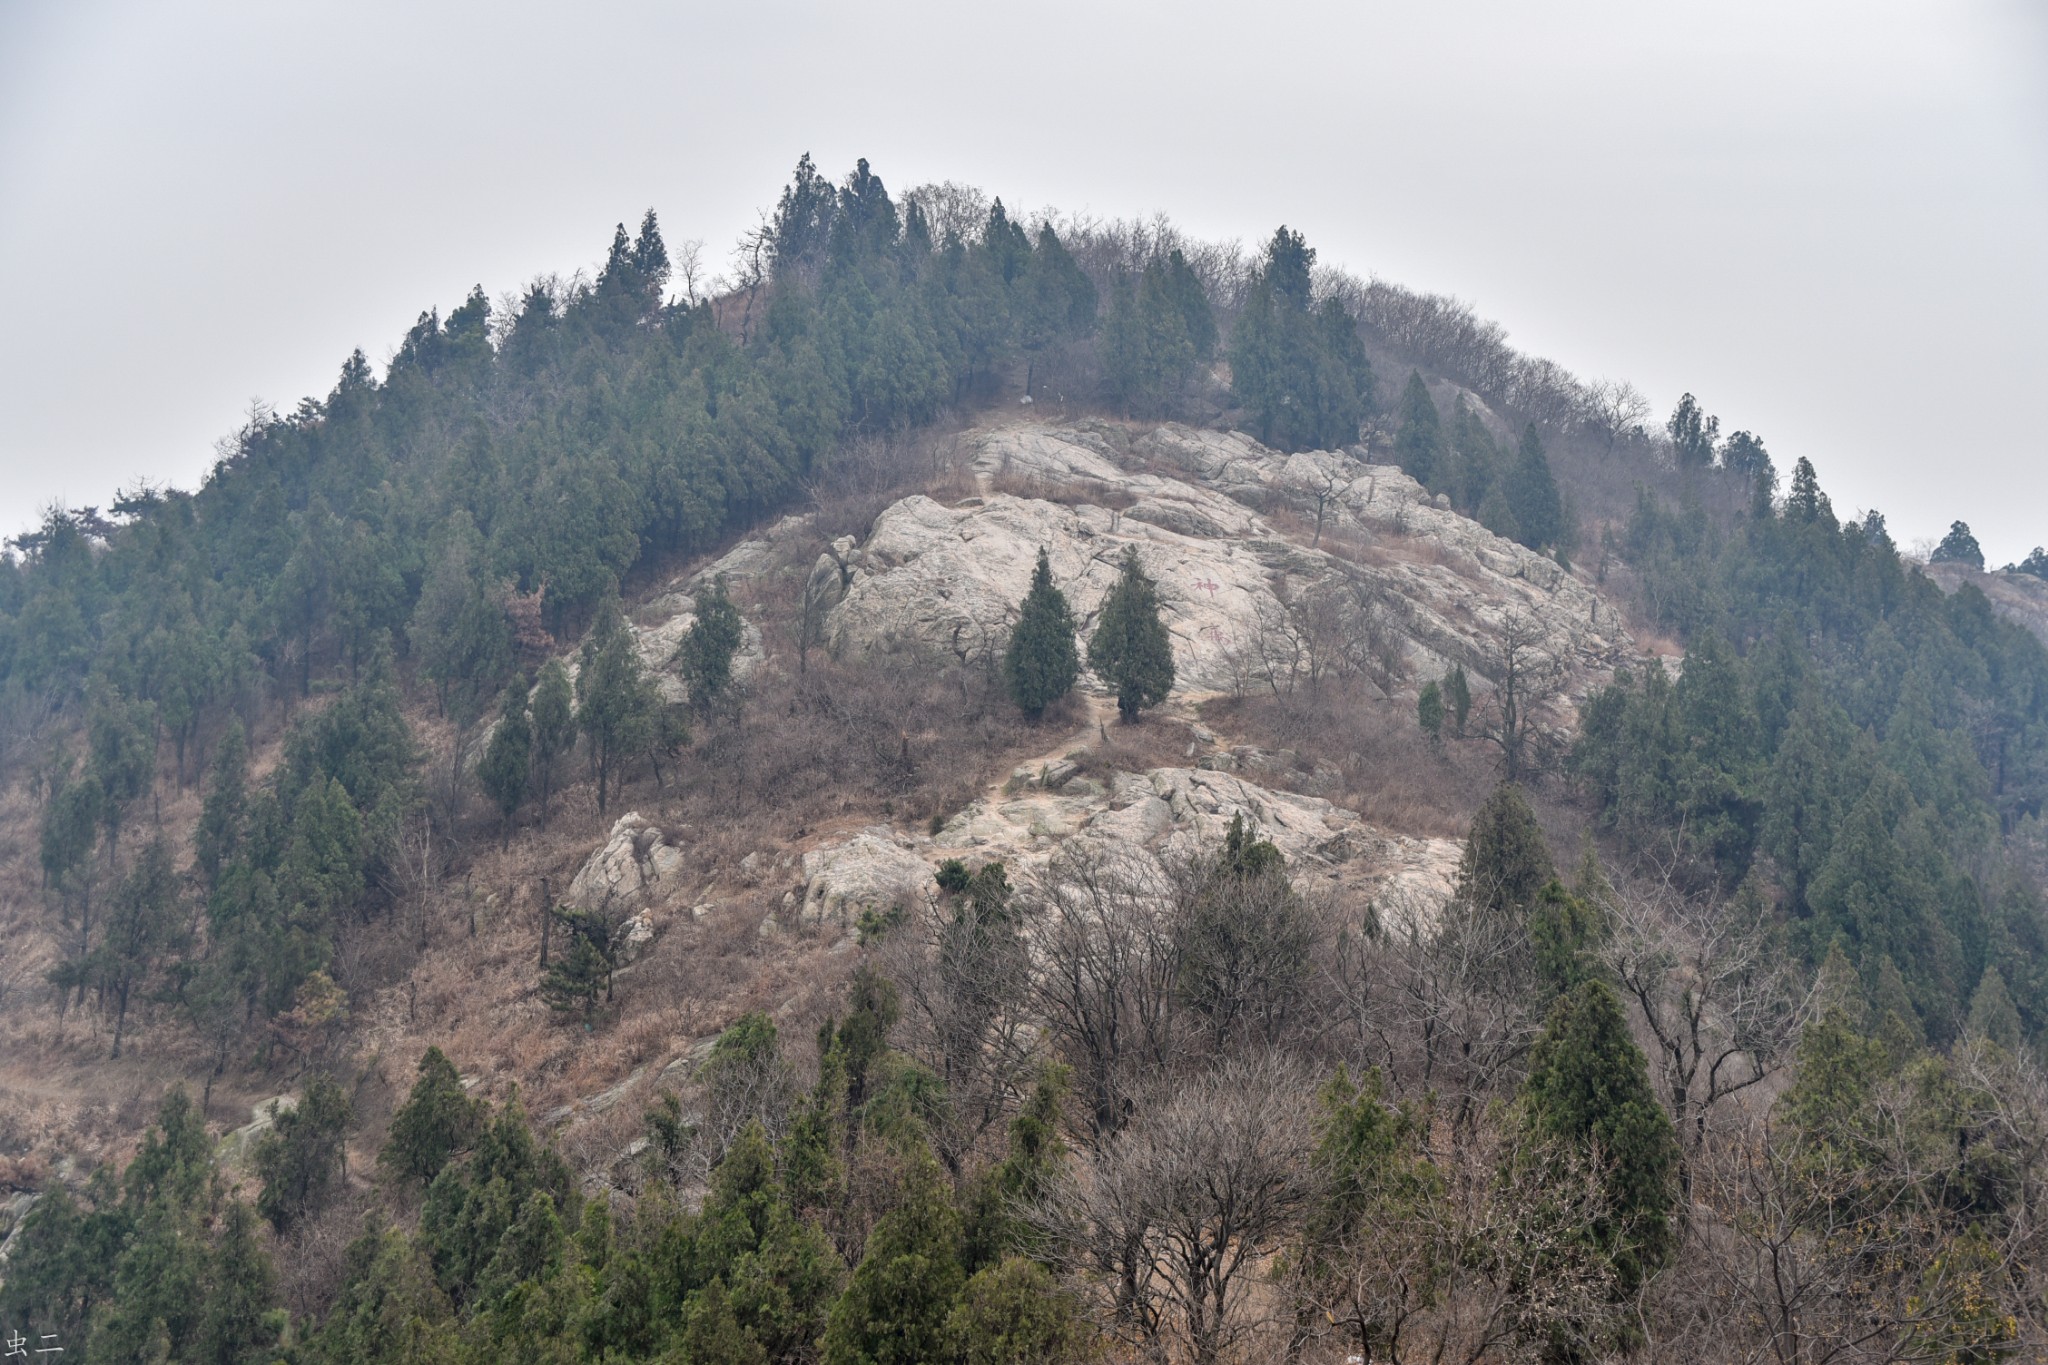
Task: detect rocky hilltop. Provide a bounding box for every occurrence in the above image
[575,418,1636,975]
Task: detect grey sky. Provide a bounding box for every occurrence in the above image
[3,0,2043,561]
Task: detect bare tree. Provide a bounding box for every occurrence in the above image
[1603,871,1804,1156]
[1028,842,1183,1146]
[1478,611,1564,782]
[884,881,1036,1175]
[1037,1055,1319,1364]
[673,237,707,308]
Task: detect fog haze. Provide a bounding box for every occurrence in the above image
[2,0,2043,558]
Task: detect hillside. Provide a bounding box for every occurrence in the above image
[2,156,2046,1364]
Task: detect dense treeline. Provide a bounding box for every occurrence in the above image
[1575,452,2048,1043]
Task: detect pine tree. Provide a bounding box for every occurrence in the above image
[529,657,575,825]
[541,908,614,1022]
[1504,422,1567,553]
[1930,520,1985,569]
[1393,371,1446,488]
[1002,548,1080,720]
[477,679,532,847]
[678,574,747,714]
[95,835,185,1057]
[1087,546,1175,723]
[1444,664,1472,738]
[577,596,658,814]
[947,1258,1090,1365]
[820,1151,967,1365]
[195,1201,284,1365]
[1520,978,1679,1294]
[1967,965,2024,1049]
[1666,393,1720,469]
[254,1073,352,1233]
[380,1046,485,1185]
[194,719,248,893]
[1417,680,1445,748]
[1457,783,1556,915]
[1450,395,1500,511]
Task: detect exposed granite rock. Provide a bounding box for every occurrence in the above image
[566,813,687,921]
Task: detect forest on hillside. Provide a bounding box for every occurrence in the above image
[2,155,2047,1363]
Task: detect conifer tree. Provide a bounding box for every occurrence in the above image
[194,718,248,892]
[1002,548,1079,721]
[677,574,747,714]
[1967,965,2024,1049]
[195,1201,284,1365]
[1450,395,1500,511]
[254,1073,353,1233]
[1162,247,1217,360]
[1666,393,1720,469]
[947,1258,1091,1365]
[1457,783,1555,916]
[380,1045,485,1185]
[1444,664,1472,738]
[95,835,185,1057]
[477,678,531,847]
[1087,546,1175,723]
[577,595,658,814]
[1520,978,1679,1295]
[529,657,575,825]
[820,1151,967,1365]
[1931,520,1985,569]
[1504,422,1567,553]
[1417,679,1445,748]
[1393,371,1446,488]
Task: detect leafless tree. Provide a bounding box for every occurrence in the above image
[1588,379,1653,460]
[1027,842,1183,1147]
[884,883,1036,1175]
[1478,611,1564,782]
[1602,870,1804,1156]
[673,237,707,308]
[1037,1055,1319,1364]
[1166,851,1317,1057]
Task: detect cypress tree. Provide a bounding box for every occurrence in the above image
[1930,520,1985,569]
[194,719,248,893]
[1967,965,2024,1049]
[1393,371,1446,488]
[1520,978,1679,1295]
[254,1073,353,1233]
[1087,546,1175,723]
[529,657,575,825]
[1504,422,1567,553]
[577,595,658,814]
[380,1046,485,1185]
[1002,548,1080,721]
[478,679,532,847]
[820,1151,966,1365]
[1457,783,1555,916]
[1417,679,1445,748]
[1444,664,1472,738]
[678,574,746,713]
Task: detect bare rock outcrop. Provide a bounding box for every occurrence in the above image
[567,813,687,917]
[820,423,1633,709]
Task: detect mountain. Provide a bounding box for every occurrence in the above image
[1,155,2044,1364]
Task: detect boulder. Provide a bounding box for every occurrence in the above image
[798,827,934,927]
[567,813,687,918]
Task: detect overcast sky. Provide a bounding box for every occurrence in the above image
[2,1,2043,561]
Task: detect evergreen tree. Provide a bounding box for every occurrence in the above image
[94,835,185,1057]
[1162,248,1216,359]
[88,686,156,868]
[541,907,615,1021]
[194,719,248,893]
[380,1046,485,1185]
[529,657,575,824]
[477,678,532,847]
[1457,783,1556,916]
[1666,392,1720,469]
[1001,548,1079,720]
[1449,395,1500,512]
[195,1201,284,1365]
[1504,422,1567,553]
[1444,664,1472,738]
[577,595,658,814]
[1967,965,2024,1049]
[1520,978,1679,1295]
[1417,679,1445,748]
[677,574,746,714]
[1229,226,1374,451]
[1476,482,1521,544]
[947,1258,1090,1365]
[1393,371,1446,488]
[254,1072,352,1233]
[1086,546,1175,723]
[1931,520,1985,569]
[2017,546,2048,580]
[820,1152,966,1365]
